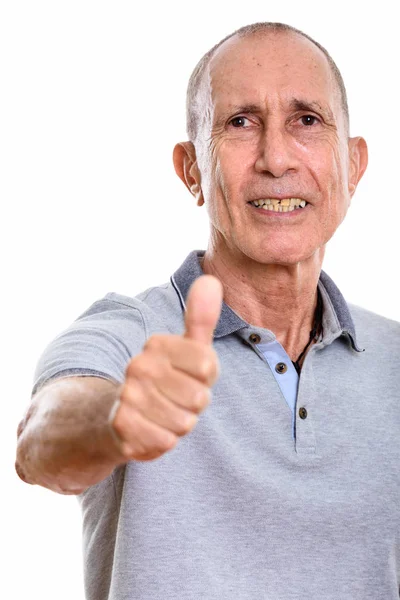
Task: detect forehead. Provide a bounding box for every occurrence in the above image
[205,32,339,113]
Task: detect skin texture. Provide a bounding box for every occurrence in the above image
[173,31,368,361]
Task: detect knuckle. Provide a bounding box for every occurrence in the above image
[135,357,153,379]
[156,431,178,453]
[177,413,198,435]
[125,355,145,378]
[144,335,165,354]
[198,349,219,382]
[198,356,213,380]
[118,382,129,401]
[126,354,163,380]
[151,357,171,381]
[120,442,135,460]
[208,349,220,382]
[115,416,178,460]
[120,383,159,419]
[118,382,139,408]
[192,388,211,412]
[111,410,126,439]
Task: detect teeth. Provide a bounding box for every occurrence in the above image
[251,198,307,210]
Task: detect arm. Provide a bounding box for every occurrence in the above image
[16,275,222,496]
[15,376,125,495]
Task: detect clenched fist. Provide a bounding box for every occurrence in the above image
[110,275,223,461]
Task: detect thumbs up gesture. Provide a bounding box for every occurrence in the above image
[110,275,223,461]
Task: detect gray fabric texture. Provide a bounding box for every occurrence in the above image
[33,250,400,600]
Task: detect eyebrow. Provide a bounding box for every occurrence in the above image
[289,98,335,121]
[213,104,261,129]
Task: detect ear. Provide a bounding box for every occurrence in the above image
[173,142,204,207]
[347,136,368,197]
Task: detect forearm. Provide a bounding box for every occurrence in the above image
[15,376,125,495]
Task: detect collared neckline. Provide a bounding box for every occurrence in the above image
[171,250,363,352]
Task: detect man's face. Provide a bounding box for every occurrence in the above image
[193,32,366,265]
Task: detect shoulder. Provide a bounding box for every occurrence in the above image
[32,280,185,395]
[76,279,185,337]
[348,302,400,350]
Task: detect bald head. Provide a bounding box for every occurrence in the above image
[186,22,349,143]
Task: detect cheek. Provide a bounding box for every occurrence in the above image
[327,142,351,214]
[308,139,349,201]
[316,146,351,235]
[204,139,249,201]
[201,142,252,233]
[216,141,256,197]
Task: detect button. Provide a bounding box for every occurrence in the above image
[299,407,308,419]
[275,362,287,374]
[249,333,261,344]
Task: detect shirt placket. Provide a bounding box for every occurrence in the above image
[245,329,317,454]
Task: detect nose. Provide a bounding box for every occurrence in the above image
[254,121,299,178]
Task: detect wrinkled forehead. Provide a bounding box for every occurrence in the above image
[202,32,340,121]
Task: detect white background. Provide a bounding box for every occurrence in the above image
[1,0,398,598]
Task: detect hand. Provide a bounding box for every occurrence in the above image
[109,275,223,461]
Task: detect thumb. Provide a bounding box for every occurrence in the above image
[184,275,223,345]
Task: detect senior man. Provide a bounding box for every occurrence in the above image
[16,21,400,600]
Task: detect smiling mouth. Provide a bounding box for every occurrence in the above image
[249,198,308,212]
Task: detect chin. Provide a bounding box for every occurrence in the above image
[245,244,315,266]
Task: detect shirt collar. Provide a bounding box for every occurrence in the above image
[171,250,363,352]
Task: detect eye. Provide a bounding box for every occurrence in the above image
[229,116,251,128]
[300,114,320,126]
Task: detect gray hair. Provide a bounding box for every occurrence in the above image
[186,22,349,142]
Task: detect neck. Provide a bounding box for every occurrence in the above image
[201,242,325,362]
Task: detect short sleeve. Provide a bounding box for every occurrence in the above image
[32,296,147,396]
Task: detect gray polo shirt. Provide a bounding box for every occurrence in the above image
[33,250,400,600]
